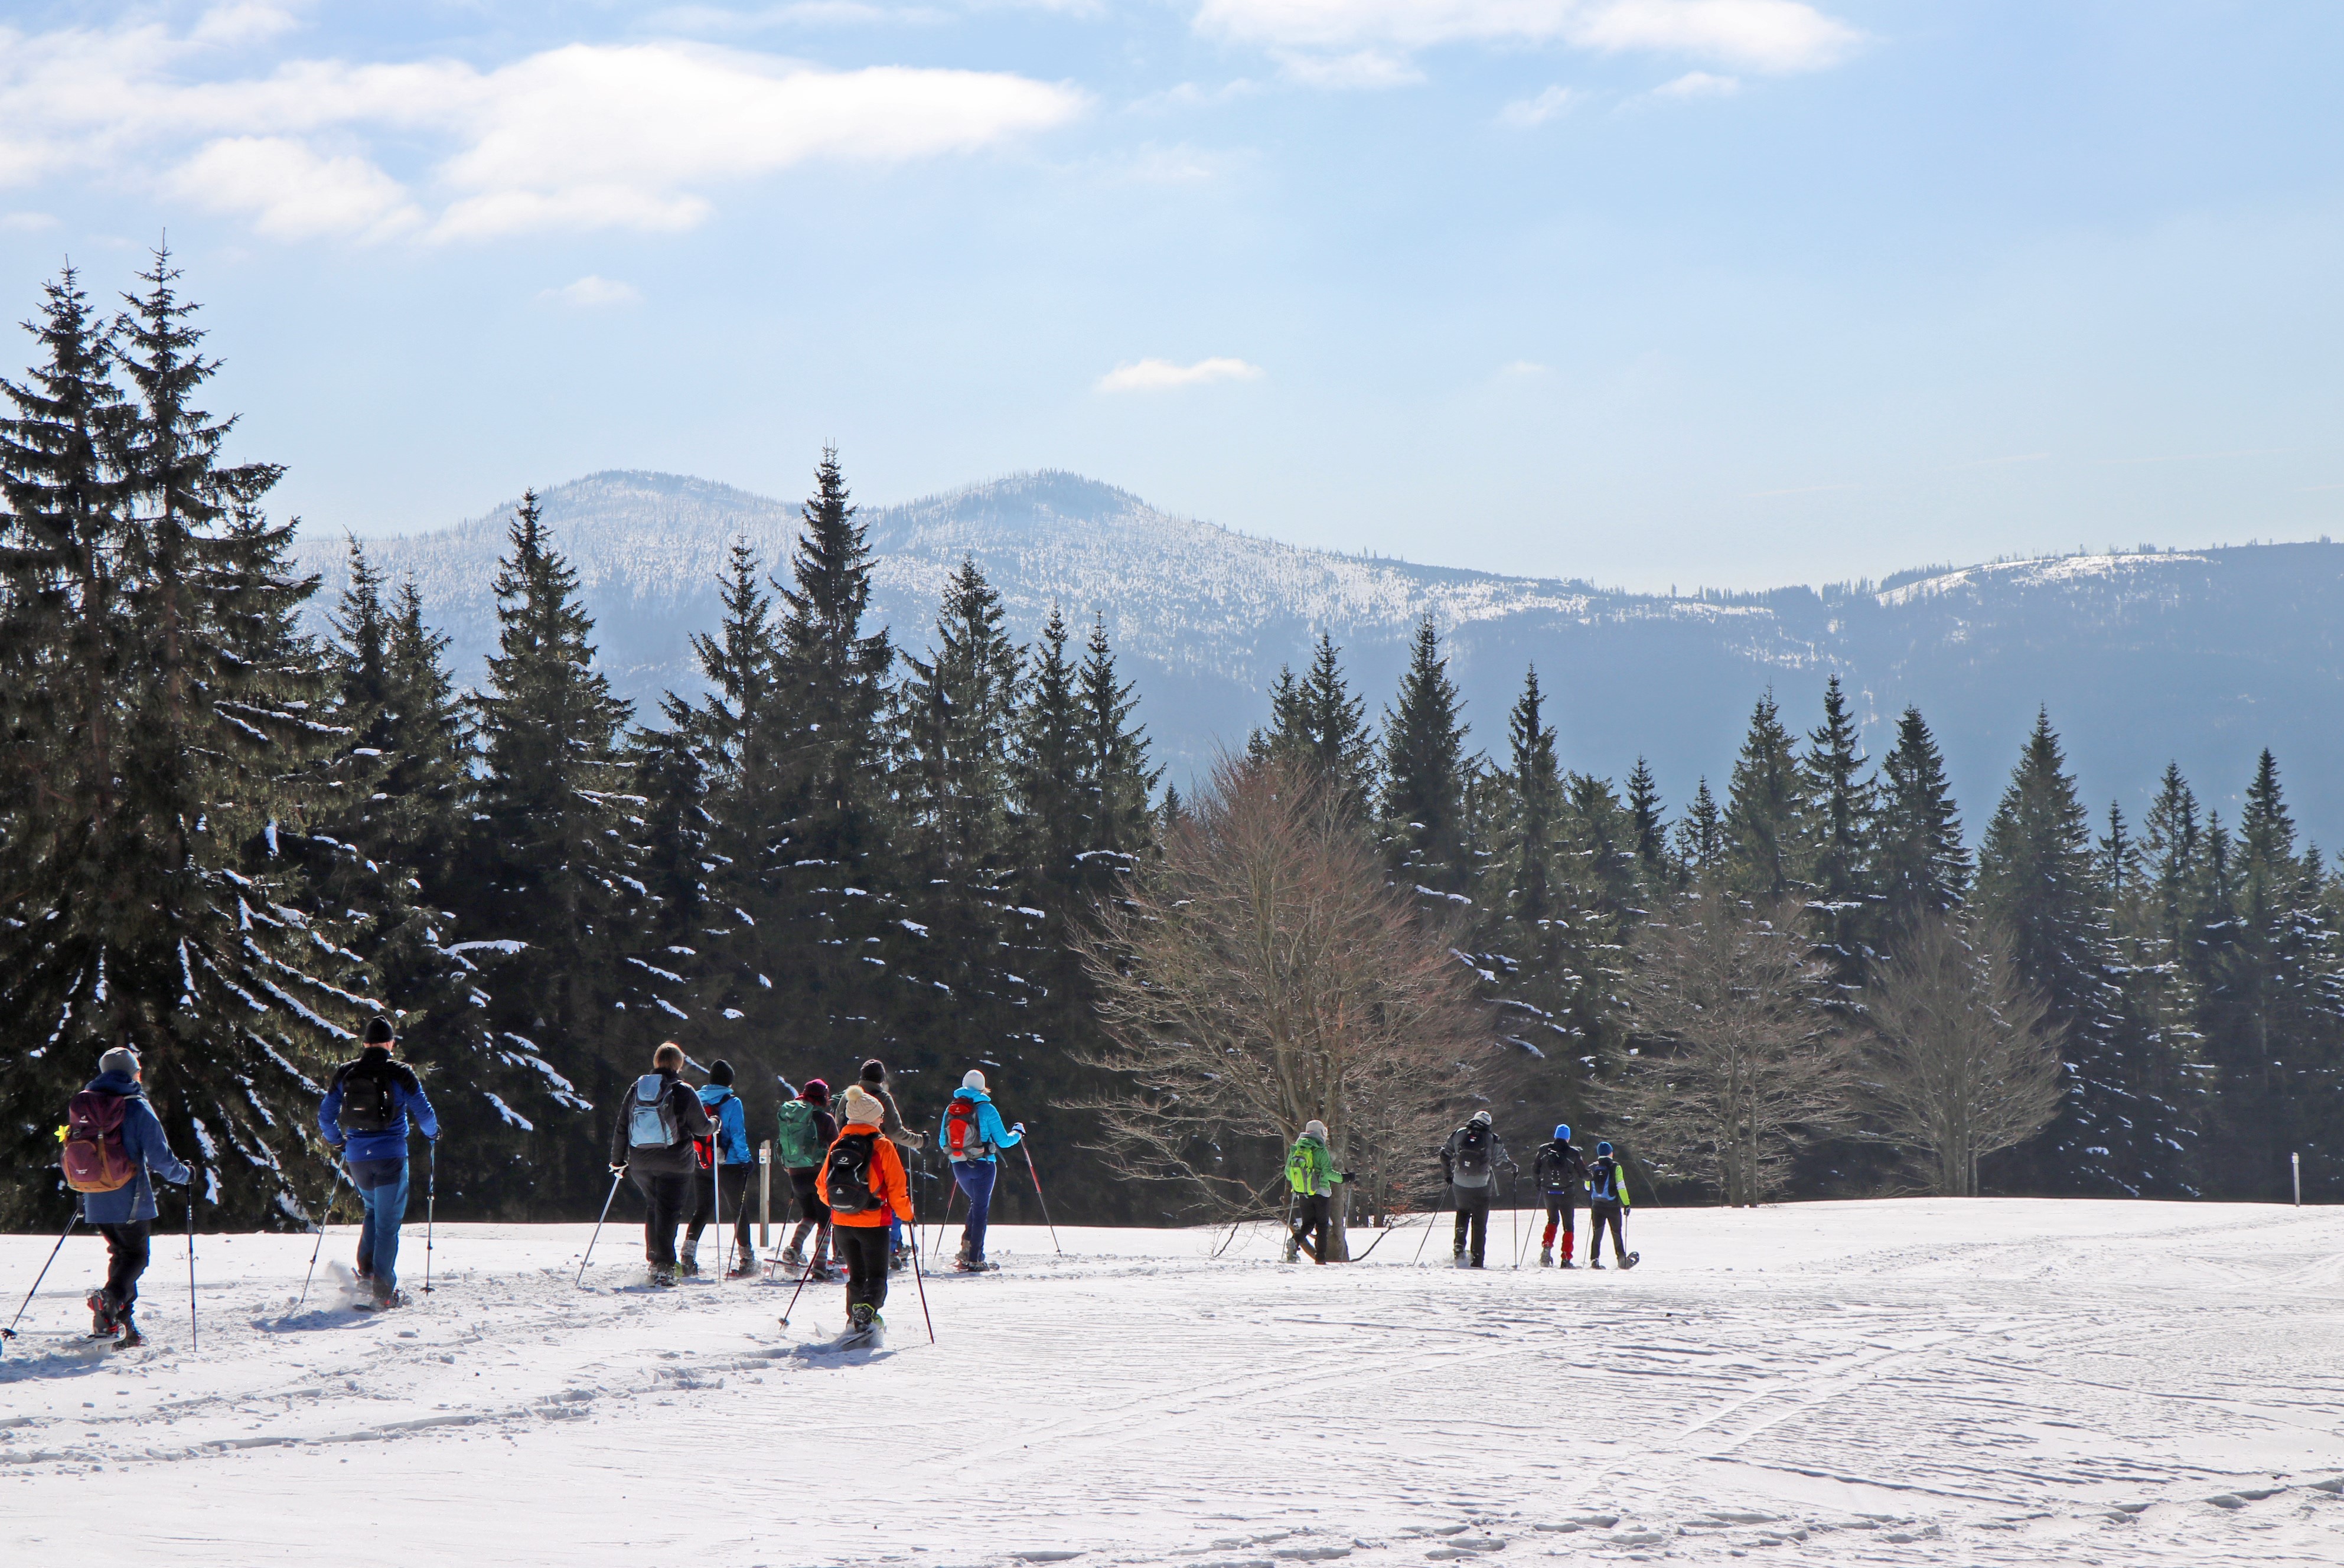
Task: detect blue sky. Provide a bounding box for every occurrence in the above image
[2,1,2338,589]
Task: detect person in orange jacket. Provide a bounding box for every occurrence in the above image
[816,1084,915,1349]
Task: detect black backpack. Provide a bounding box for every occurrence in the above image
[337,1060,400,1135]
[823,1132,880,1216]
[1456,1123,1492,1180]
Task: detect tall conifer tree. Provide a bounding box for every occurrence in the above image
[1380,617,1471,898]
[1872,707,1968,933]
[1723,693,1803,902]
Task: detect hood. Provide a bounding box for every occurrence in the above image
[86,1071,142,1097]
[952,1087,993,1104]
[697,1084,734,1107]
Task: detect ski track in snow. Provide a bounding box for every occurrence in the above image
[2,1199,2340,1566]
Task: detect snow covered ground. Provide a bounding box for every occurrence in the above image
[4,1198,2341,1566]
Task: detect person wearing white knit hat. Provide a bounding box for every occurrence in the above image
[817,1084,913,1348]
[940,1068,1023,1272]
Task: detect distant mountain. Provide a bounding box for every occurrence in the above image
[290,470,2344,845]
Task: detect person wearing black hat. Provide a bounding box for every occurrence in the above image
[856,1058,924,1271]
[685,1060,758,1277]
[320,1016,439,1309]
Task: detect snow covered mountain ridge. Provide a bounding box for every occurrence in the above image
[289,469,2344,843]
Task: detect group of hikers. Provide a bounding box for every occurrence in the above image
[1284,1112,1638,1270]
[50,1027,1636,1354]
[605,1041,1028,1347]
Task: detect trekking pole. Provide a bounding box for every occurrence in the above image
[1412,1184,1445,1266]
[1508,1165,1524,1268]
[186,1176,200,1352]
[932,1177,960,1261]
[710,1152,723,1288]
[907,1214,937,1345]
[2,1212,79,1342]
[576,1168,626,1287]
[298,1162,348,1309]
[1020,1142,1062,1255]
[776,1248,820,1329]
[422,1142,436,1298]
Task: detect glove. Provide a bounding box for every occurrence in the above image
[1011,1123,1025,1136]
[609,1163,628,1176]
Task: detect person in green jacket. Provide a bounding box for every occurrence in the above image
[1284,1120,1349,1264]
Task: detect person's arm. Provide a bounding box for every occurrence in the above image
[725,1096,748,1161]
[1619,1166,1632,1211]
[403,1076,439,1142]
[319,1073,345,1147]
[980,1102,1022,1150]
[675,1081,714,1138]
[132,1101,191,1186]
[882,1140,914,1223]
[610,1094,631,1169]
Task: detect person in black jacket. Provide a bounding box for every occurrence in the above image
[609,1041,715,1287]
[1439,1111,1508,1269]
[1532,1124,1586,1269]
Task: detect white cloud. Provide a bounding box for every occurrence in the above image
[1197,0,1857,80]
[1,210,58,231]
[171,136,422,241]
[190,3,306,49]
[1097,356,1266,392]
[1498,358,1550,376]
[1276,50,1424,89]
[0,23,1088,243]
[1648,69,1740,97]
[1500,85,1579,126]
[648,2,953,30]
[542,275,643,308]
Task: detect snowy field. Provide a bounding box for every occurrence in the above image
[4,1198,2342,1566]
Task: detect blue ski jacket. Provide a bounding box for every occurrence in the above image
[77,1072,192,1225]
[698,1085,754,1166]
[947,1087,1022,1162]
[320,1047,439,1164]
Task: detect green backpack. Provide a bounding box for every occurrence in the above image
[774,1098,824,1169]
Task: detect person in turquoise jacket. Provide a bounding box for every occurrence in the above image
[941,1070,1023,1272]
[685,1060,758,1277]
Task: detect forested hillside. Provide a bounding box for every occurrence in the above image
[8,261,2340,1234]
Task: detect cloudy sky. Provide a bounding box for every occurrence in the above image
[2,1,2338,589]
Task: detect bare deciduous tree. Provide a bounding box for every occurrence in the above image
[1074,755,1492,1253]
[1860,913,2059,1195]
[1618,891,1844,1206]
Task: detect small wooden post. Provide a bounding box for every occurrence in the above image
[759,1142,773,1246]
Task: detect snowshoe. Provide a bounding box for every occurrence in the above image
[1620,1252,1640,1270]
[113,1319,145,1349]
[678,1252,702,1279]
[1538,1247,1553,1269]
[86,1290,118,1338]
[728,1251,759,1280]
[1558,1256,1577,1269]
[647,1264,679,1289]
[808,1262,842,1284]
[1589,1257,1605,1270]
[374,1289,410,1311]
[953,1257,1000,1274]
[889,1246,909,1274]
[779,1245,806,1272]
[834,1304,885,1351]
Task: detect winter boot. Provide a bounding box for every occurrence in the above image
[1539,1246,1553,1268]
[1558,1253,1577,1269]
[647,1263,679,1288]
[1619,1252,1640,1270]
[729,1246,758,1279]
[678,1246,701,1279]
[955,1235,973,1267]
[837,1302,884,1349]
[889,1243,908,1274]
[1452,1250,1469,1269]
[1589,1256,1605,1270]
[372,1288,409,1311]
[86,1290,118,1339]
[780,1244,806,1272]
[113,1314,145,1349]
[954,1256,999,1273]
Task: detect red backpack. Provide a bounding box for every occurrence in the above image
[944,1098,990,1161]
[61,1090,136,1194]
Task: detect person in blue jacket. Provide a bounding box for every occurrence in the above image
[941,1068,1023,1273]
[319,1016,439,1309]
[77,1045,193,1347]
[684,1059,758,1277]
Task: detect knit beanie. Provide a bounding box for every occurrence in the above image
[1554,1123,1571,1142]
[1303,1119,1327,1141]
[961,1068,987,1092]
[859,1058,888,1085]
[363,1016,395,1045]
[1596,1141,1613,1157]
[840,1085,883,1126]
[708,1059,735,1088]
[99,1045,140,1078]
[802,1078,829,1106]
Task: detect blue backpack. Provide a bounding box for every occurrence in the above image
[1588,1157,1622,1204]
[628,1075,680,1149]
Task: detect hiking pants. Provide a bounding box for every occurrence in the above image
[350,1157,409,1292]
[1587,1202,1627,1263]
[1452,1185,1491,1264]
[633,1168,692,1269]
[837,1224,891,1315]
[96,1220,151,1312]
[953,1158,998,1261]
[1541,1198,1576,1250]
[1290,1193,1332,1262]
[786,1168,831,1259]
[685,1163,756,1257]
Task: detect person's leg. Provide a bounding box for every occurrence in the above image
[732,1167,758,1259]
[1310,1194,1334,1263]
[1608,1205,1628,1261]
[786,1170,819,1257]
[633,1169,678,1268]
[103,1221,151,1312]
[1469,1194,1489,1266]
[841,1226,889,1315]
[1560,1202,1576,1263]
[370,1163,409,1293]
[1542,1201,1560,1249]
[1452,1189,1470,1255]
[961,1160,996,1261]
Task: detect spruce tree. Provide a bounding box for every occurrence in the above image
[1077,614,1159,874]
[1673,778,1724,876]
[1800,676,1873,989]
[1723,692,1803,903]
[1380,617,1471,898]
[1625,756,1670,888]
[1872,706,1968,933]
[463,490,646,1204]
[1254,633,1375,820]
